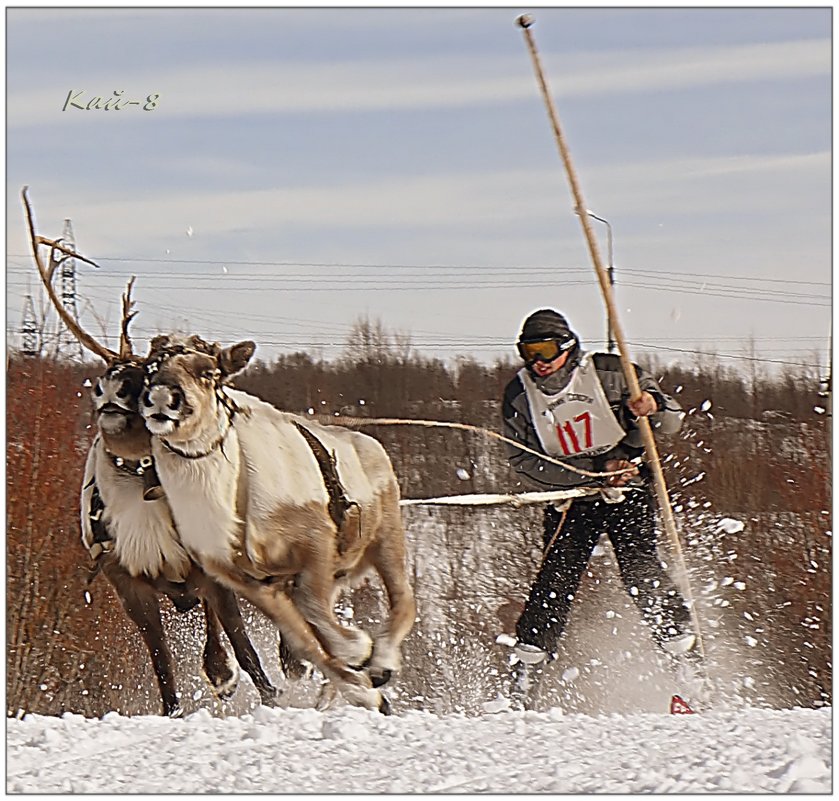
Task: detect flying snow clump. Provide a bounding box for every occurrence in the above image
[716,518,745,534]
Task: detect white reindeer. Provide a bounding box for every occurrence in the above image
[140,334,416,713]
[23,188,281,716]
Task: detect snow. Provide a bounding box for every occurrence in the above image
[6,704,830,793]
[716,517,746,534]
[8,504,830,793]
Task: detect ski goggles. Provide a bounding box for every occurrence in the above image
[517,337,576,364]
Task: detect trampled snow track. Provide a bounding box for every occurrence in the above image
[7,704,831,793]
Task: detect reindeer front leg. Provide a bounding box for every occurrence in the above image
[292,552,374,670]
[199,600,239,700]
[102,561,181,717]
[366,532,417,688]
[200,580,280,707]
[203,559,389,714]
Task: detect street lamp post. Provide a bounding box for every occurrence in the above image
[586,210,615,353]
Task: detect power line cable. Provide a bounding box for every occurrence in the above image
[6,255,831,287]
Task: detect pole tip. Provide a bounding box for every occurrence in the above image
[516,14,534,29]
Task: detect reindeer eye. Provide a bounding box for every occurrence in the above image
[94,383,104,397]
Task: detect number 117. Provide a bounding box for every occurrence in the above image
[555,411,592,455]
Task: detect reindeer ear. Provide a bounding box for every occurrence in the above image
[219,340,256,377]
[148,334,170,353]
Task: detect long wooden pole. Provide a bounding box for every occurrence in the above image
[516,14,706,661]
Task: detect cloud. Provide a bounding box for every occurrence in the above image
[8,38,829,128]
[548,38,829,97]
[587,150,831,212]
[8,148,828,265]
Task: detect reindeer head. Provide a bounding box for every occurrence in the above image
[88,277,150,440]
[22,187,149,451]
[141,334,256,443]
[91,361,146,436]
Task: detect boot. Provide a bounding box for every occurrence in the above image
[509,661,533,711]
[509,644,548,710]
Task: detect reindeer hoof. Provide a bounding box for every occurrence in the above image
[166,704,184,719]
[217,684,236,701]
[170,594,200,613]
[259,686,282,708]
[369,669,393,688]
[200,660,239,700]
[281,660,310,681]
[378,694,392,716]
[278,639,309,680]
[315,682,339,712]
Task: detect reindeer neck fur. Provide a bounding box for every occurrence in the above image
[88,440,190,581]
[160,387,237,460]
[151,412,246,564]
[99,413,153,462]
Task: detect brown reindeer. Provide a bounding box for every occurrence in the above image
[140,334,416,713]
[22,188,281,717]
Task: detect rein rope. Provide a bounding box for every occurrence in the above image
[313,415,633,479]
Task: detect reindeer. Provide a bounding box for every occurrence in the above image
[139,334,417,713]
[22,188,281,717]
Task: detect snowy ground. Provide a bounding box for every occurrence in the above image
[9,507,830,793]
[6,703,830,793]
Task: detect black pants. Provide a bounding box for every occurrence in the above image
[515,491,692,655]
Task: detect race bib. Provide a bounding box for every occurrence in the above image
[519,354,626,458]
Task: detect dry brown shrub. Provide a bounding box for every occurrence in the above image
[7,356,153,717]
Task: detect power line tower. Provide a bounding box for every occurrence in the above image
[20,293,40,357]
[57,218,83,360]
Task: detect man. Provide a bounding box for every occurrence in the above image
[501,308,697,704]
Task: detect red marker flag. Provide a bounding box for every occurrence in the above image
[670,694,696,714]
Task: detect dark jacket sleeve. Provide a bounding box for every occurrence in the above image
[501,376,599,489]
[592,354,683,447]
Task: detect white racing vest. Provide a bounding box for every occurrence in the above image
[518,353,626,458]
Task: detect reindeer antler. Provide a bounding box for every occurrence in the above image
[22,186,119,364]
[119,276,139,360]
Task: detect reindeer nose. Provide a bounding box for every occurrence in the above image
[142,384,183,414]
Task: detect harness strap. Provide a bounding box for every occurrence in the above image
[85,483,114,584]
[291,420,358,535]
[542,501,571,560]
[89,484,112,548]
[103,449,165,501]
[106,451,153,477]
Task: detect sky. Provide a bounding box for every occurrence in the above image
[5,6,832,375]
[7,704,832,792]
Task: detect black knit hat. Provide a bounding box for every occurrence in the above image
[518,309,577,344]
